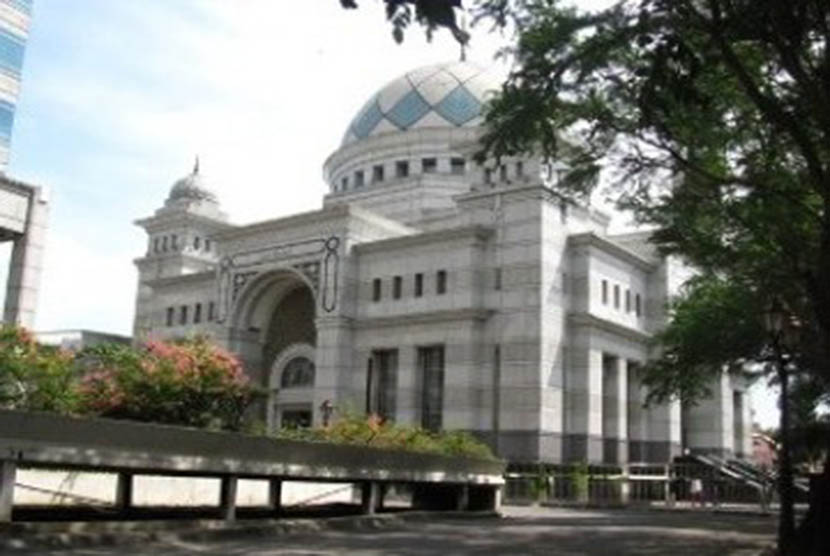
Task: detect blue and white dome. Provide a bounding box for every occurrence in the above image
[341,61,501,146]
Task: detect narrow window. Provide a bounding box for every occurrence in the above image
[601,280,608,305]
[393,276,402,299]
[194,302,202,323]
[450,157,466,175]
[372,164,384,183]
[560,202,568,223]
[166,307,174,327]
[370,350,398,421]
[494,267,502,290]
[635,294,642,317]
[484,168,493,185]
[193,236,201,250]
[499,164,508,181]
[625,289,631,313]
[422,157,437,174]
[414,273,423,297]
[153,237,159,253]
[205,239,212,252]
[436,270,447,295]
[395,160,409,178]
[179,305,188,325]
[372,278,382,302]
[516,160,524,178]
[171,234,178,251]
[614,285,620,309]
[419,346,445,431]
[208,301,216,321]
[561,271,569,294]
[162,236,168,252]
[341,176,349,190]
[355,170,365,188]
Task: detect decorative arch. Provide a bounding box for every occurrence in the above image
[229,266,318,334]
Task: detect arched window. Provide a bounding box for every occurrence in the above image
[280,357,315,388]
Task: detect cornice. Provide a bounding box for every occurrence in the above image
[568,312,652,342]
[568,232,658,271]
[143,270,215,289]
[352,224,493,254]
[355,308,493,329]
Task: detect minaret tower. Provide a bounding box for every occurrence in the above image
[132,159,231,339]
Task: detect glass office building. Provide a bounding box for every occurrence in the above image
[0,0,32,169]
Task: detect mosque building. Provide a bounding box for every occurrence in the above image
[132,61,752,464]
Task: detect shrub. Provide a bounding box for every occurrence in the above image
[0,324,78,413]
[273,412,497,460]
[77,337,255,431]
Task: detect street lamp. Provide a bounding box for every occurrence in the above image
[763,298,799,555]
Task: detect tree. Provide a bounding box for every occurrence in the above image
[338,0,469,44]
[339,1,830,552]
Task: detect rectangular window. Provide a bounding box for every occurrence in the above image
[355,170,365,188]
[601,279,608,305]
[171,234,178,251]
[499,164,508,181]
[166,307,174,327]
[494,267,502,290]
[414,272,423,297]
[372,278,382,302]
[208,301,216,321]
[153,238,159,253]
[450,157,466,175]
[162,236,168,252]
[393,276,402,299]
[614,284,620,309]
[635,294,642,317]
[372,164,384,183]
[370,349,398,422]
[484,168,493,185]
[194,302,202,323]
[625,289,631,313]
[193,236,201,250]
[436,270,447,295]
[419,346,445,431]
[422,157,437,174]
[179,305,188,325]
[395,160,409,178]
[516,160,524,178]
[205,239,212,252]
[341,176,349,190]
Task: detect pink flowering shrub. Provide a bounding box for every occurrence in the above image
[77,337,254,431]
[0,324,78,413]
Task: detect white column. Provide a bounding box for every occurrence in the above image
[602,356,628,463]
[3,186,48,328]
[567,347,603,461]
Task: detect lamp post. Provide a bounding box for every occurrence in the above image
[763,299,799,555]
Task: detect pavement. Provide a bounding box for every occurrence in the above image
[5,505,776,555]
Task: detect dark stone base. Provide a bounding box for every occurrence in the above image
[602,438,628,464]
[629,441,682,463]
[563,434,603,463]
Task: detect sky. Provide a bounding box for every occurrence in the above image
[0,0,779,429]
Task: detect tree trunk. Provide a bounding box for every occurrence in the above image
[777,363,796,555]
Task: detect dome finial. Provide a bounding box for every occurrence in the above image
[193,155,200,175]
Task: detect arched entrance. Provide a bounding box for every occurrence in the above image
[229,269,317,426]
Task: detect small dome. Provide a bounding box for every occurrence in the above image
[167,158,217,203]
[341,61,501,146]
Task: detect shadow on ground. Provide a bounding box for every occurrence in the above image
[25,506,775,556]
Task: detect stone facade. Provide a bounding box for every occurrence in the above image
[1,176,48,328]
[132,61,752,464]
